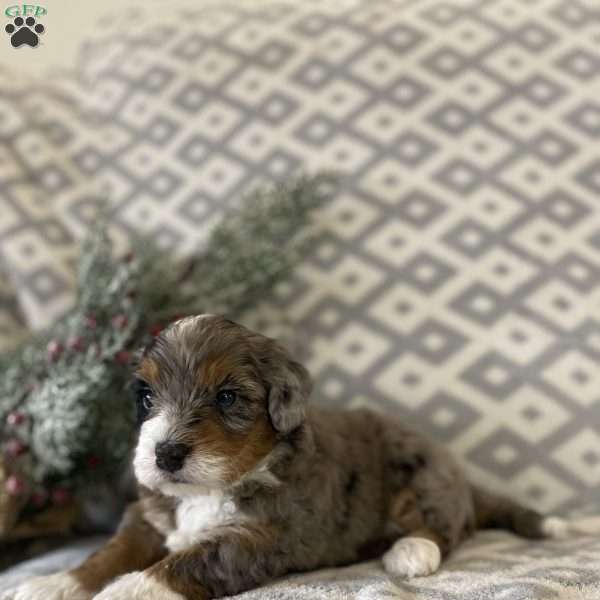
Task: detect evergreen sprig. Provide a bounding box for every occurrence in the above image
[0,173,334,513]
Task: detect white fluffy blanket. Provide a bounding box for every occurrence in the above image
[2,531,600,599]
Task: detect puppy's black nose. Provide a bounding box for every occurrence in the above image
[155,441,190,473]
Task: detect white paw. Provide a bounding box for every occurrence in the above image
[542,515,600,539]
[1,572,91,600]
[541,516,570,539]
[382,537,441,578]
[93,572,184,600]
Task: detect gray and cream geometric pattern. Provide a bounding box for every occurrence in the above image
[1,0,600,512]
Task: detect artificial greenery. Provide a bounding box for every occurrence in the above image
[0,174,333,522]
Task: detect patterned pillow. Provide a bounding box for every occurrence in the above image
[1,0,599,512]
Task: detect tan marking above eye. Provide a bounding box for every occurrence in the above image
[198,354,237,388]
[137,358,160,383]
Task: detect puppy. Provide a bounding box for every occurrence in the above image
[4,315,596,599]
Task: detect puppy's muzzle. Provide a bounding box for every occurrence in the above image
[155,441,190,473]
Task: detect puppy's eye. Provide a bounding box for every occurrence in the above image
[215,390,237,409]
[141,391,153,412]
[133,379,153,422]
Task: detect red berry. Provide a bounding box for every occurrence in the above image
[47,340,64,361]
[114,351,131,366]
[6,412,25,427]
[5,439,27,457]
[85,315,97,329]
[31,490,48,508]
[111,314,128,330]
[51,488,71,506]
[67,336,85,352]
[124,251,134,263]
[6,475,26,496]
[149,324,163,337]
[86,455,101,468]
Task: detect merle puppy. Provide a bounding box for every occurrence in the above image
[4,315,593,599]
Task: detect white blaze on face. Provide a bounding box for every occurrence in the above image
[133,411,229,496]
[133,413,171,491]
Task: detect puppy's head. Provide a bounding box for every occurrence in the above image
[132,315,312,497]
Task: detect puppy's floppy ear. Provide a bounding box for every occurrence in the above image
[262,341,312,434]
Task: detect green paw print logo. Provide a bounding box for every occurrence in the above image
[4,4,47,48]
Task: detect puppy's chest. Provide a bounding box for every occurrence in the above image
[166,492,242,552]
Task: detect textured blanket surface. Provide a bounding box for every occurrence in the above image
[1,531,600,599]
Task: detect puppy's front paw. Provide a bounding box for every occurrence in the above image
[1,572,91,600]
[93,571,185,600]
[382,536,441,578]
